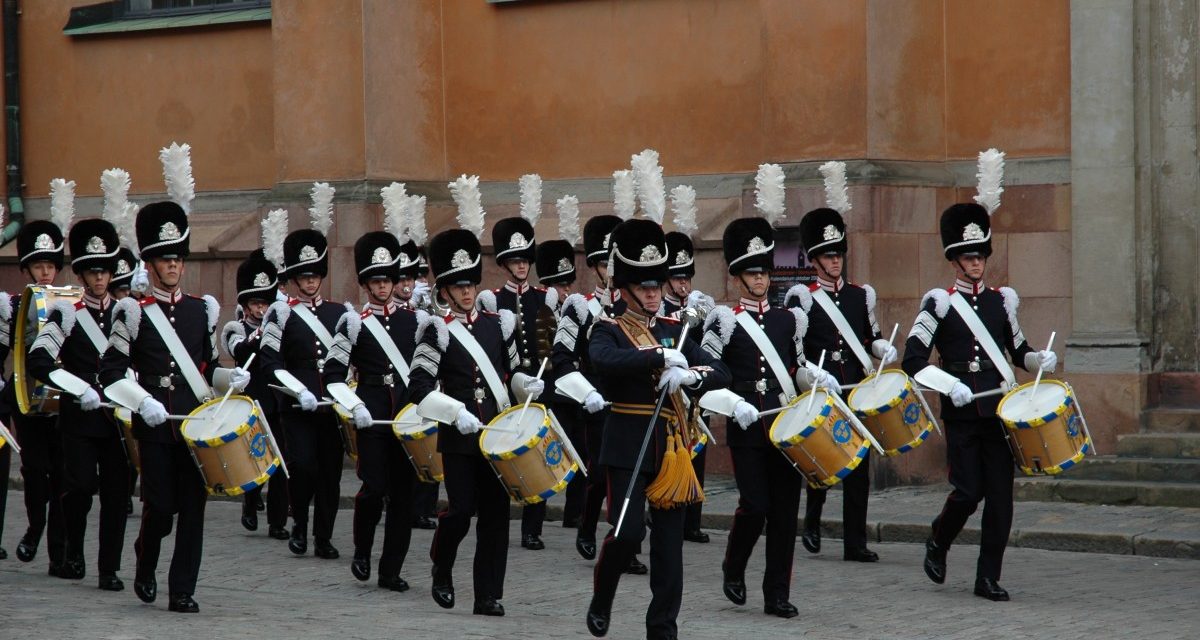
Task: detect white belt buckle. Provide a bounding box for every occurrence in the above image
[382,374,394,385]
[831,351,843,362]
[473,388,486,400]
[968,361,981,373]
[521,358,532,369]
[755,380,767,393]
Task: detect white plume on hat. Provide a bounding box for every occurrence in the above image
[973,148,1005,215]
[101,168,139,250]
[405,194,428,245]
[159,142,195,214]
[631,149,666,224]
[49,178,76,232]
[519,174,542,227]
[449,174,485,239]
[755,163,788,226]
[613,169,636,220]
[262,208,288,271]
[308,182,335,236]
[818,161,851,216]
[670,185,699,238]
[557,195,581,246]
[381,182,409,242]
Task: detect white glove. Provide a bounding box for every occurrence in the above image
[523,377,545,400]
[879,345,898,367]
[815,368,841,394]
[79,387,102,411]
[130,265,150,295]
[138,396,168,427]
[229,367,251,393]
[297,390,318,412]
[657,366,699,393]
[412,280,431,307]
[733,400,760,429]
[352,405,373,429]
[662,348,688,369]
[583,390,607,414]
[1036,350,1057,372]
[454,408,483,435]
[949,382,974,408]
[685,290,712,310]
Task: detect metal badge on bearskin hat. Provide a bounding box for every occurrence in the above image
[68,218,120,274]
[666,184,698,279]
[723,163,786,274]
[381,181,423,280]
[491,173,540,264]
[137,142,195,260]
[799,161,851,259]
[354,231,402,284]
[942,148,1004,260]
[18,177,74,269]
[236,248,278,306]
[429,174,486,287]
[110,247,138,290]
[583,214,621,267]
[281,182,334,280]
[535,194,580,286]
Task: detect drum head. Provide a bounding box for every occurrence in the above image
[772,391,830,441]
[847,371,908,412]
[480,404,547,454]
[998,380,1069,422]
[392,403,427,435]
[182,396,256,440]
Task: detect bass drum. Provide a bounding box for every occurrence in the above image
[13,284,84,415]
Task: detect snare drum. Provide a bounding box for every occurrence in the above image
[181,396,281,496]
[770,389,869,488]
[114,407,141,472]
[392,403,443,483]
[479,403,578,504]
[333,385,359,461]
[997,380,1091,476]
[847,369,935,457]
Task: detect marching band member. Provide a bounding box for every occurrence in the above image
[3,179,75,576]
[100,144,250,612]
[27,217,125,589]
[478,174,550,551]
[702,163,814,619]
[323,231,421,592]
[411,176,542,616]
[901,150,1053,602]
[259,185,348,560]
[789,161,891,563]
[584,216,730,640]
[221,248,289,540]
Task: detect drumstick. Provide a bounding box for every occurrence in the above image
[211,352,255,421]
[805,350,827,413]
[1030,331,1056,399]
[291,401,336,409]
[871,324,899,388]
[0,422,21,453]
[96,401,191,421]
[512,357,549,433]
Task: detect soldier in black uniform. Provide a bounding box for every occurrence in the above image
[902,198,1054,602]
[585,219,730,640]
[100,201,250,612]
[222,249,289,540]
[394,240,439,531]
[789,201,895,562]
[482,214,551,550]
[411,227,544,617]
[661,230,709,544]
[323,231,420,592]
[3,219,69,575]
[260,225,348,560]
[26,218,125,589]
[702,216,819,619]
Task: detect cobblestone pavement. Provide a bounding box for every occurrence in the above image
[1,496,1198,640]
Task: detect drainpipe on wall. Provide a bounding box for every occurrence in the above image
[1,0,23,245]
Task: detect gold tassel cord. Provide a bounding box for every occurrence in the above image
[646,425,705,509]
[646,425,678,509]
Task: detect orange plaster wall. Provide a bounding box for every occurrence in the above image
[16,1,274,198]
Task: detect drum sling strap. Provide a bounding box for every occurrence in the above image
[361,314,411,386]
[292,304,336,351]
[446,319,511,413]
[74,307,110,355]
[947,292,1016,389]
[615,315,703,509]
[734,310,798,403]
[142,303,214,403]
[811,289,875,374]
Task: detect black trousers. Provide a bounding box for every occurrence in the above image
[805,450,872,551]
[684,445,706,532]
[14,413,65,565]
[243,412,288,529]
[61,430,128,574]
[353,425,416,577]
[593,466,686,640]
[0,439,10,549]
[136,439,207,596]
[724,446,802,603]
[578,409,607,542]
[412,481,439,519]
[556,404,587,525]
[521,502,545,537]
[931,417,1014,581]
[284,410,343,541]
[430,452,510,602]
